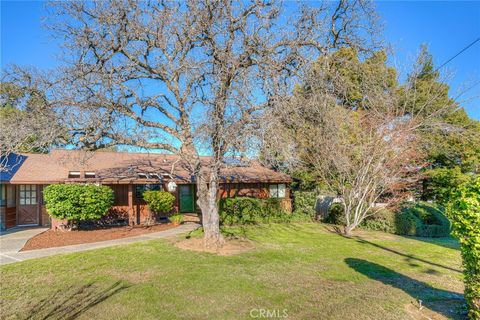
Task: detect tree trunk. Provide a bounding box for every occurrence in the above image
[344,224,354,236]
[196,170,224,249]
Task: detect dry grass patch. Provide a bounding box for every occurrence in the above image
[175,237,255,256]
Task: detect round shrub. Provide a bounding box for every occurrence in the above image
[398,202,450,237]
[43,184,114,224]
[324,203,346,225]
[143,190,175,214]
[394,210,422,236]
[169,214,184,225]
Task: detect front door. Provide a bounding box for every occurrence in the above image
[179,185,195,213]
[18,185,39,225]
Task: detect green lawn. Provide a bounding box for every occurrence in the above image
[0,223,465,319]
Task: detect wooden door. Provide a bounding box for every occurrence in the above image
[18,185,39,225]
[179,185,195,213]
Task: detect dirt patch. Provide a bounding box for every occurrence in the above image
[21,224,178,251]
[175,237,255,256]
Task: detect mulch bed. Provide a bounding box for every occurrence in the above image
[21,223,178,251]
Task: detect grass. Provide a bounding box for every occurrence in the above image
[0,223,465,319]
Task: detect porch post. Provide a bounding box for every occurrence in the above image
[128,184,134,226]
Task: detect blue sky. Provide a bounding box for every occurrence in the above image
[1,1,479,119]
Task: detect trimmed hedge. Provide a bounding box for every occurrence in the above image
[43,184,114,223]
[446,177,480,319]
[219,197,310,225]
[143,190,175,214]
[396,202,450,238]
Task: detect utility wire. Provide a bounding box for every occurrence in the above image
[435,37,480,72]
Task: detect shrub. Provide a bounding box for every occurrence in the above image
[397,202,450,237]
[143,190,175,214]
[362,209,396,233]
[293,191,317,218]
[446,177,480,319]
[169,214,184,225]
[323,201,450,238]
[43,184,114,225]
[324,203,346,225]
[219,197,301,225]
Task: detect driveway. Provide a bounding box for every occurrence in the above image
[0,227,49,264]
[0,223,199,266]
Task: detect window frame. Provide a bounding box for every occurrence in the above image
[135,184,162,199]
[85,172,96,179]
[68,171,81,178]
[269,184,286,199]
[19,185,37,205]
[0,184,5,206]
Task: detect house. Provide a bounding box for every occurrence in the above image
[0,150,292,230]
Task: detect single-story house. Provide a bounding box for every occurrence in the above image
[0,150,292,230]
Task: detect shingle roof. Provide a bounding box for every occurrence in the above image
[8,150,292,184]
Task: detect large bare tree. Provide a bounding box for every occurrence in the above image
[2,0,380,247]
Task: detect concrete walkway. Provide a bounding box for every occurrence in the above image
[0,227,49,264]
[0,223,199,265]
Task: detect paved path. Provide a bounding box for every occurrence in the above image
[0,223,199,265]
[0,227,49,264]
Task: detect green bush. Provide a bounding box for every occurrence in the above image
[397,202,450,237]
[43,184,114,224]
[169,214,184,224]
[362,209,396,233]
[324,203,346,225]
[219,197,304,225]
[293,191,317,218]
[446,177,480,319]
[143,190,175,214]
[323,201,450,238]
[395,210,423,236]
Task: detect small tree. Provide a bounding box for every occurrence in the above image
[143,190,175,214]
[262,48,455,235]
[446,177,480,319]
[43,184,114,229]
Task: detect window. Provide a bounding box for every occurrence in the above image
[68,171,81,178]
[20,185,37,205]
[0,184,5,206]
[85,172,96,178]
[269,184,286,198]
[135,184,162,199]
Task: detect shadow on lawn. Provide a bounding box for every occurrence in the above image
[354,238,462,274]
[323,226,462,274]
[345,258,466,319]
[20,280,130,320]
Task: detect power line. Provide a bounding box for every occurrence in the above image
[435,37,480,72]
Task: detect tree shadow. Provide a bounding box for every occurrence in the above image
[354,238,462,273]
[19,280,130,320]
[398,235,460,251]
[322,226,462,273]
[345,258,466,319]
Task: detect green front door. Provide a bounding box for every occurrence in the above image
[179,185,195,213]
